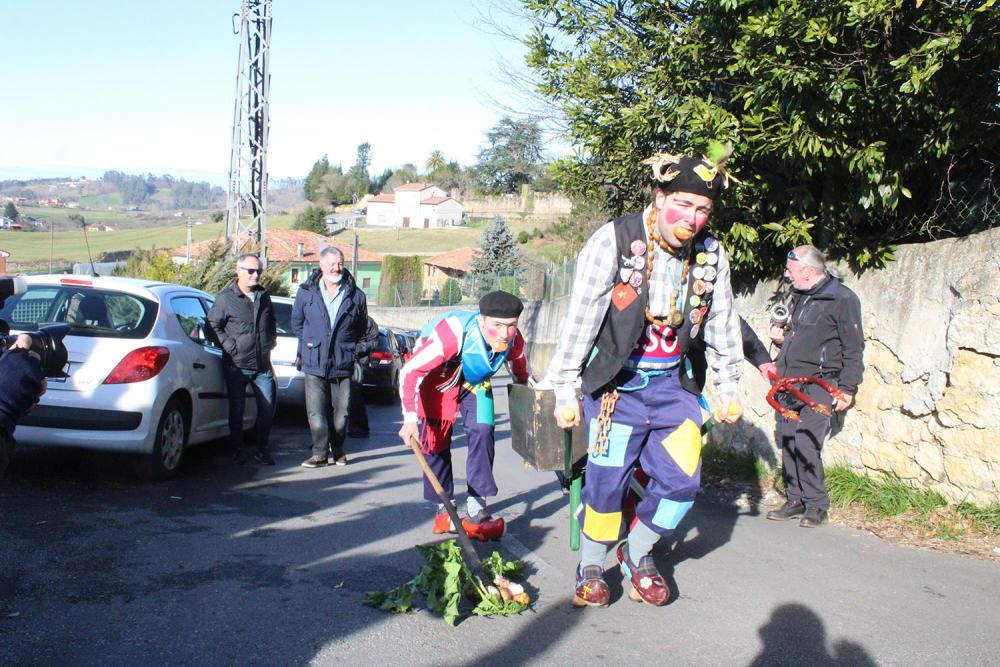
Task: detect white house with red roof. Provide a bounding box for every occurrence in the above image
[366,182,464,228]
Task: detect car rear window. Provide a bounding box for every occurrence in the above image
[376,332,392,351]
[0,285,158,339]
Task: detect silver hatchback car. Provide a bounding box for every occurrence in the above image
[2,275,256,478]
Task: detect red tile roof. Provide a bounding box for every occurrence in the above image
[424,246,479,272]
[394,182,434,192]
[170,228,383,263]
[369,193,395,203]
[421,196,452,205]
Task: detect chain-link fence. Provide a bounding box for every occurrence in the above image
[875,178,999,244]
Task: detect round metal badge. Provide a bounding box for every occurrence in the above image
[696,252,707,265]
[690,309,703,325]
[706,252,718,266]
[704,236,719,252]
[631,255,646,271]
[689,295,702,308]
[703,266,717,282]
[692,266,705,280]
[693,279,706,295]
[631,239,647,256]
[630,272,644,288]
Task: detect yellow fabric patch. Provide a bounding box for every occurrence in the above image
[582,505,622,542]
[693,163,717,183]
[661,418,703,477]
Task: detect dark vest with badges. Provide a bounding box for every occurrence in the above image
[580,212,721,397]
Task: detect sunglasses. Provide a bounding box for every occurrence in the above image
[239,266,262,275]
[787,250,799,260]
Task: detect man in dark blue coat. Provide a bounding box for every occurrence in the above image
[291,246,368,468]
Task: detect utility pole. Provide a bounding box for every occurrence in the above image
[186,217,194,264]
[226,0,272,264]
[49,220,54,274]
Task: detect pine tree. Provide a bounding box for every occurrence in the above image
[469,215,522,297]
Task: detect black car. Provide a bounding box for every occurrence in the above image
[394,330,418,363]
[363,327,405,404]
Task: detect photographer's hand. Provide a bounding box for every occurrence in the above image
[10,334,32,351]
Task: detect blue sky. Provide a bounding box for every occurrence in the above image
[0,1,544,186]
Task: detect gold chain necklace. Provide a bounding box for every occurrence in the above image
[644,207,687,328]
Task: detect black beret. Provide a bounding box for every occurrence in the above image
[479,290,523,318]
[659,156,727,201]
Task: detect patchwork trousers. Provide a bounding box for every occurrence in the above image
[579,368,703,545]
[422,383,498,504]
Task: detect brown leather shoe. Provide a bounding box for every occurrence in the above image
[617,543,669,606]
[572,565,610,607]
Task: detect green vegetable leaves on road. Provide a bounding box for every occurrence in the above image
[363,540,530,626]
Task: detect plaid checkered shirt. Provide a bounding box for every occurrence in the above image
[544,205,743,404]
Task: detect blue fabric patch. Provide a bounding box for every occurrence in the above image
[475,390,495,426]
[651,498,694,530]
[587,418,632,468]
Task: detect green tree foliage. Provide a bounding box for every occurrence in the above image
[303,156,331,201]
[170,179,221,209]
[383,164,421,193]
[102,170,153,206]
[426,150,446,173]
[378,255,423,307]
[469,216,522,296]
[113,242,290,297]
[294,205,328,234]
[440,278,463,306]
[3,202,18,220]
[370,168,394,194]
[522,0,1000,276]
[473,117,546,195]
[548,198,611,259]
[345,142,372,200]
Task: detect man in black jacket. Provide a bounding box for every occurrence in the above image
[767,245,864,527]
[207,253,278,465]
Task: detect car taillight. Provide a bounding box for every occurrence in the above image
[104,347,170,384]
[371,350,392,361]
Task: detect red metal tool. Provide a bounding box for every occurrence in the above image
[765,372,849,421]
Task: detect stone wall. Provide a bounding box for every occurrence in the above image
[461,192,572,222]
[713,227,1000,505]
[372,227,1000,504]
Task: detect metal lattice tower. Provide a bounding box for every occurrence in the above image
[226,0,271,262]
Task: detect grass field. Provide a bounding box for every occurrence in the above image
[1,205,566,267]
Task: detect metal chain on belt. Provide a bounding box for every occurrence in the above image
[589,389,619,457]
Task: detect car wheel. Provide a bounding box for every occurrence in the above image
[135,397,188,480]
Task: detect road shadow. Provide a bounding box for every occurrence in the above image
[749,603,877,666]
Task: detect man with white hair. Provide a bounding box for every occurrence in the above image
[767,245,864,527]
[292,246,369,468]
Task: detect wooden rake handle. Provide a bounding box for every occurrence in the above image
[406,436,489,581]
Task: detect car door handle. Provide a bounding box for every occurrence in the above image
[193,362,206,369]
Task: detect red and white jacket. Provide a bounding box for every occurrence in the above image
[399,314,529,424]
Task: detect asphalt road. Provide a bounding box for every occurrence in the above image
[2,383,998,666]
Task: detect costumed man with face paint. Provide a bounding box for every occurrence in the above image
[398,290,529,540]
[545,148,745,607]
